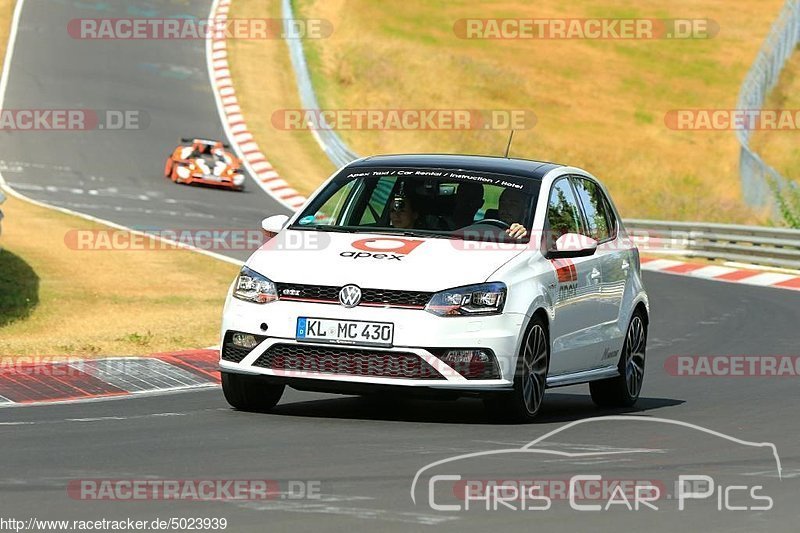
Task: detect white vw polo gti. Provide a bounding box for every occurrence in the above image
[220,154,649,421]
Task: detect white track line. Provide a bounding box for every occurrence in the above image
[685,265,738,278]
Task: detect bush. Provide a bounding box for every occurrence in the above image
[768,176,800,228]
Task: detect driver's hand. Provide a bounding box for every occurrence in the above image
[506,223,527,240]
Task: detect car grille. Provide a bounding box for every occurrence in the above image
[253,344,443,380]
[457,363,500,380]
[221,344,250,363]
[274,283,433,309]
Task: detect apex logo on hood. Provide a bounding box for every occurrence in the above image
[339,238,424,261]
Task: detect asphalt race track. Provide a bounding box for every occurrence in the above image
[1,1,799,532]
[0,0,289,262]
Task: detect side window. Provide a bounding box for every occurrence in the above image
[302,179,357,226]
[572,177,612,241]
[547,178,586,248]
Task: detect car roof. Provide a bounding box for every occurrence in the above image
[347,154,563,180]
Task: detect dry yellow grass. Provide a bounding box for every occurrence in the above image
[230,0,787,222]
[225,0,336,196]
[750,48,800,183]
[0,193,239,356]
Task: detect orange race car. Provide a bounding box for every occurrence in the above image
[164,138,246,191]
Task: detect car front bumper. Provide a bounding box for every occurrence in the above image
[220,298,528,391]
[186,174,242,189]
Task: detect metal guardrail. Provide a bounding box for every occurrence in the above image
[624,219,800,270]
[736,0,800,209]
[282,0,359,168]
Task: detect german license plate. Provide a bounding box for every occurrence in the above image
[296,317,394,347]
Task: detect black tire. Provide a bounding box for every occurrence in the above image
[590,310,647,408]
[221,372,284,412]
[483,315,549,423]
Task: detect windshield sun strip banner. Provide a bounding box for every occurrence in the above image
[337,166,541,194]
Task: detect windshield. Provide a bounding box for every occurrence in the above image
[291,167,541,242]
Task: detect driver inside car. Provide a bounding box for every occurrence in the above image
[497,188,529,240]
[389,183,450,231]
[389,192,422,229]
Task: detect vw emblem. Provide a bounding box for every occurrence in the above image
[338,284,362,308]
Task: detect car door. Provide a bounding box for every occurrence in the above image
[571,176,631,367]
[544,177,605,375]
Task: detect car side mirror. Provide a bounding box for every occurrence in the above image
[547,233,598,259]
[261,214,289,236]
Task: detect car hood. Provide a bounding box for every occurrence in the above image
[246,229,529,291]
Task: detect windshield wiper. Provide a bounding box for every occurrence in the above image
[381,230,461,240]
[292,225,460,239]
[291,225,352,233]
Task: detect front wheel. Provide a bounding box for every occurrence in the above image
[484,316,549,423]
[221,372,284,412]
[590,311,647,408]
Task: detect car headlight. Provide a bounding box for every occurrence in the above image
[425,282,506,317]
[233,266,278,304]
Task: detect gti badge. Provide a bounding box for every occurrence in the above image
[338,284,362,308]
